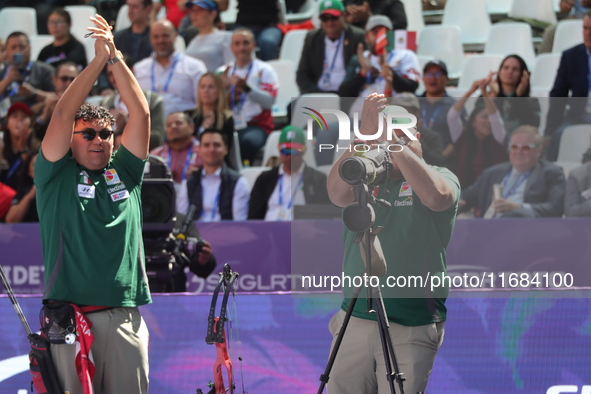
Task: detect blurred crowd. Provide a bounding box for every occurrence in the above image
[1,0,591,223]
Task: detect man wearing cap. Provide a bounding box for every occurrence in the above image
[326,93,460,393]
[340,14,421,98]
[185,0,233,71]
[418,59,458,161]
[178,128,250,221]
[134,19,207,116]
[296,0,366,96]
[1,101,36,190]
[114,0,154,64]
[248,125,330,220]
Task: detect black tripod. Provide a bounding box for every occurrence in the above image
[317,184,405,394]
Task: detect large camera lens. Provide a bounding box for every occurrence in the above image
[141,181,175,223]
[340,157,366,185]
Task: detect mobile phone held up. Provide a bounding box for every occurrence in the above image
[13,53,24,70]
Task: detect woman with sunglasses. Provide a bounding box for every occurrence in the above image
[447,79,508,188]
[37,8,87,69]
[483,54,540,135]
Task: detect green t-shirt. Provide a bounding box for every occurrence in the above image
[35,144,152,307]
[341,166,460,326]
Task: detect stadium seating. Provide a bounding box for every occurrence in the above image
[509,0,557,25]
[279,29,308,68]
[0,7,37,39]
[29,35,54,62]
[240,166,271,188]
[417,26,464,79]
[557,125,591,163]
[268,60,300,118]
[115,4,132,32]
[441,0,491,44]
[64,5,97,42]
[553,19,583,54]
[530,54,561,93]
[484,22,536,69]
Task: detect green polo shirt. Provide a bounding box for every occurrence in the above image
[35,144,152,307]
[341,166,460,326]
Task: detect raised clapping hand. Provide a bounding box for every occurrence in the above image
[359,93,388,139]
[86,15,116,61]
[515,70,529,97]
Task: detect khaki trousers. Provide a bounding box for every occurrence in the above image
[327,309,444,394]
[50,307,149,394]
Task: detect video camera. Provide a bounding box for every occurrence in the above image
[339,142,393,187]
[142,155,205,292]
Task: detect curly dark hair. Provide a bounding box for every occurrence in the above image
[75,103,115,127]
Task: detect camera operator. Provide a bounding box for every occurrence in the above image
[0,32,55,113]
[148,211,217,292]
[325,93,460,393]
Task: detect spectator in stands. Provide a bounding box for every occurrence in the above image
[114,0,154,65]
[340,15,420,99]
[177,128,250,220]
[343,0,407,31]
[221,28,278,164]
[134,19,207,116]
[151,112,203,208]
[188,72,235,167]
[564,158,591,216]
[0,32,55,109]
[545,10,591,162]
[296,0,366,96]
[102,55,166,150]
[0,38,6,64]
[5,149,38,223]
[448,80,508,188]
[248,125,330,220]
[484,54,540,135]
[0,143,16,222]
[185,0,234,72]
[390,93,446,168]
[155,0,191,29]
[1,102,38,190]
[418,59,457,164]
[33,61,79,140]
[460,126,565,218]
[235,0,283,61]
[540,0,591,53]
[38,8,87,70]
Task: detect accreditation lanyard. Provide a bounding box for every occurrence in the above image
[229,61,254,110]
[323,33,344,80]
[501,169,531,199]
[278,173,304,209]
[366,51,395,85]
[166,142,194,182]
[5,156,22,181]
[421,105,442,129]
[151,53,180,93]
[201,183,222,221]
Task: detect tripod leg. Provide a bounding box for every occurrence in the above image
[372,289,406,394]
[317,286,362,394]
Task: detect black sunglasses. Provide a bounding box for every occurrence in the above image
[320,14,339,22]
[74,128,114,141]
[59,76,76,83]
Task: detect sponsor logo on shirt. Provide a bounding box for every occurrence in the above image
[399,182,412,197]
[110,190,130,202]
[394,196,413,207]
[103,169,121,185]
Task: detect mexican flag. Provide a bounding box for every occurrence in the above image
[376,28,417,54]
